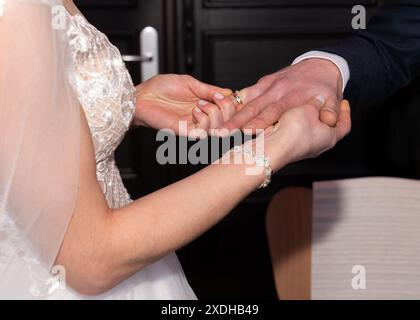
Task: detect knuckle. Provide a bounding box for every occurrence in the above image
[274,77,290,89]
[257,121,269,131]
[224,121,236,131]
[250,117,263,129]
[258,75,274,85]
[221,98,235,109]
[181,74,194,81]
[267,104,282,115]
[249,105,260,118]
[245,121,256,130]
[208,105,219,116]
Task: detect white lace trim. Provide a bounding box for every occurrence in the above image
[0,213,64,298]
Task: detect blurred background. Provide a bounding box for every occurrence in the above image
[75,0,420,299]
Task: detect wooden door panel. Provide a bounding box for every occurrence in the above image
[204,32,347,89]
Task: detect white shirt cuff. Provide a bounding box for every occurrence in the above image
[292,51,350,93]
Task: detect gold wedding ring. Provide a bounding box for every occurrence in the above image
[231,91,243,105]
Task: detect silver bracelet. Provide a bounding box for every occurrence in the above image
[229,145,273,189]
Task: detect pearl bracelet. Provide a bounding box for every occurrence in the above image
[229,145,273,189]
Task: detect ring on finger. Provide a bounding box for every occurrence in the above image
[231,91,244,105]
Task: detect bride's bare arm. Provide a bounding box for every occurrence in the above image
[57,98,351,296]
[57,110,287,295]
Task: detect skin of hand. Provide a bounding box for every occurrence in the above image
[205,95,352,171]
[220,58,344,133]
[262,97,352,172]
[190,92,241,139]
[133,74,232,136]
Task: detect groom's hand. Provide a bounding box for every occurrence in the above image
[222,58,343,132]
[262,98,352,172]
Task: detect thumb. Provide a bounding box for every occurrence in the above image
[319,96,341,127]
[336,100,352,140]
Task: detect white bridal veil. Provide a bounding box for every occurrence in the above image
[0,0,80,298]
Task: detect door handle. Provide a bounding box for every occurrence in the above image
[122,27,159,82]
[121,54,153,63]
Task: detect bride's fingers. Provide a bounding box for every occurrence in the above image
[212,93,237,122]
[193,107,210,130]
[184,75,232,101]
[335,100,352,140]
[191,108,210,139]
[197,100,224,129]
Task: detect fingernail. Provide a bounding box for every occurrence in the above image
[194,107,202,113]
[342,100,351,111]
[198,100,208,106]
[214,93,224,100]
[315,95,326,104]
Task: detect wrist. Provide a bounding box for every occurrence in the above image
[305,58,343,93]
[226,145,273,189]
[263,125,302,172]
[216,151,268,191]
[132,83,149,127]
[293,51,348,92]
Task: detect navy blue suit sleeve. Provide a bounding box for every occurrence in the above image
[322,0,420,107]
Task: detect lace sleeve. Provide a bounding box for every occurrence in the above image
[0,0,81,298]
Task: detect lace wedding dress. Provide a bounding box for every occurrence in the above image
[0,1,196,300]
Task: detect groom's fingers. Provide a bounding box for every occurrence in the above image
[222,92,276,131]
[242,101,285,133]
[335,100,352,140]
[239,87,259,105]
[242,92,300,133]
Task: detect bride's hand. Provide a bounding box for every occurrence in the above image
[133,74,231,135]
[262,97,352,172]
[188,91,246,139]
